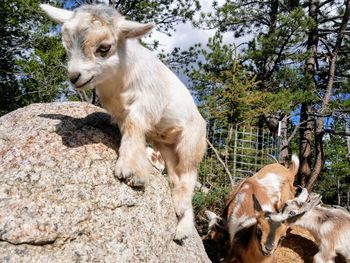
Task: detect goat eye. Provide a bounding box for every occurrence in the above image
[256,228,262,238]
[280,235,286,241]
[289,211,296,216]
[96,44,111,55]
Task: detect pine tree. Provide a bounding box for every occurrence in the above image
[194,0,350,190]
[0,0,70,116]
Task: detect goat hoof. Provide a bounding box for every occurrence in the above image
[114,160,133,180]
[127,174,147,188]
[173,228,190,244]
[173,237,184,246]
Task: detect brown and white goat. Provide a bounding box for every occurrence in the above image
[40,4,207,241]
[207,194,304,263]
[224,155,298,239]
[205,155,300,262]
[282,188,350,263]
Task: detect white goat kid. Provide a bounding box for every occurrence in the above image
[40,4,207,241]
[282,188,350,263]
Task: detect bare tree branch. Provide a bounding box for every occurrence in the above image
[206,139,234,187]
[324,129,350,136]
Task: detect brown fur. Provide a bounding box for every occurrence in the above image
[227,205,302,263]
[224,162,296,225]
[83,30,112,58]
[207,157,299,263]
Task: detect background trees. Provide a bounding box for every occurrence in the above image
[192,0,350,195]
[0,0,349,206]
[0,0,68,115]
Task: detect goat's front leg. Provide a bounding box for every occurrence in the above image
[115,119,149,187]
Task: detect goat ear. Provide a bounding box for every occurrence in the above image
[119,20,155,38]
[297,188,309,204]
[286,211,305,224]
[253,194,263,213]
[40,4,73,23]
[205,210,224,226]
[305,194,322,211]
[241,217,257,228]
[205,210,220,222]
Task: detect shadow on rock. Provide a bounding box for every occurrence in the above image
[39,112,121,152]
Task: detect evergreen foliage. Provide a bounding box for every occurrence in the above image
[0,0,69,116]
[0,0,349,207]
[191,0,350,193]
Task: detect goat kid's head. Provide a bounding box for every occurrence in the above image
[246,195,305,257]
[40,4,155,90]
[282,188,322,218]
[205,210,229,244]
[204,210,231,259]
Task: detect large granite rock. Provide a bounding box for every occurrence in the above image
[0,102,210,263]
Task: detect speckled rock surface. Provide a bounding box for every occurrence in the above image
[0,102,210,263]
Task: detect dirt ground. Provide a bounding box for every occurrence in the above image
[274,227,346,263]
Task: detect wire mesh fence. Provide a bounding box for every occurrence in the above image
[199,123,281,188]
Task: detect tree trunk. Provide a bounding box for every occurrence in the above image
[306,0,350,191]
[299,104,314,187]
[299,0,318,187]
[337,177,341,206]
[346,124,350,163]
[279,115,289,166]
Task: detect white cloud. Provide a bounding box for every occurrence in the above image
[150,22,216,54]
[147,0,221,54]
[148,0,249,55]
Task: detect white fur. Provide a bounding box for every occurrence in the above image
[283,191,350,262]
[228,192,246,237]
[205,210,222,229]
[257,172,282,198]
[40,4,73,23]
[297,188,309,203]
[291,154,299,171]
[239,215,257,229]
[320,221,333,236]
[146,147,165,172]
[41,4,206,241]
[261,203,274,212]
[269,213,287,222]
[229,214,246,239]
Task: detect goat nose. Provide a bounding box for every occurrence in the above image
[265,244,273,252]
[69,72,81,84]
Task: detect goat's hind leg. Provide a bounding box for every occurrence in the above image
[153,143,188,240]
[172,169,197,242]
[155,142,197,242]
[172,130,206,242]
